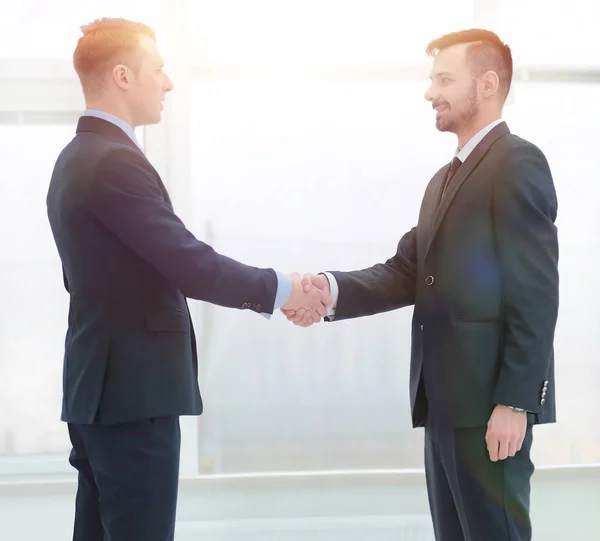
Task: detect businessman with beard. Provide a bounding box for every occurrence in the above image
[284,29,559,541]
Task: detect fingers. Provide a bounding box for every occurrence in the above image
[515,436,524,454]
[304,282,332,318]
[317,286,332,309]
[312,303,327,318]
[302,273,321,294]
[287,271,301,282]
[485,429,499,462]
[297,312,317,327]
[294,309,312,324]
[281,307,318,327]
[486,429,512,462]
[507,431,525,458]
[302,273,331,296]
[302,274,313,293]
[287,308,305,323]
[486,431,520,462]
[498,438,510,461]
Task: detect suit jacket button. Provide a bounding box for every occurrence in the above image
[420,324,424,331]
[255,304,262,311]
[425,276,434,286]
[242,302,249,309]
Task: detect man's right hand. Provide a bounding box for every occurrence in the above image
[280,272,331,324]
[281,273,331,327]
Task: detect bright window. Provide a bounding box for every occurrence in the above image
[494,0,600,68]
[188,79,600,471]
[0,124,76,454]
[189,0,475,67]
[0,1,163,60]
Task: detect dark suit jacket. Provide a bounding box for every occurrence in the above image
[327,122,559,428]
[47,116,278,425]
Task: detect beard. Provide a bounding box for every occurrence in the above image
[435,80,479,133]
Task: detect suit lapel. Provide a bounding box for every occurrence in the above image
[424,122,510,261]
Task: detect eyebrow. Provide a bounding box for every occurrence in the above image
[430,71,454,80]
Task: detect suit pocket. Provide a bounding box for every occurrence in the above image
[145,310,188,333]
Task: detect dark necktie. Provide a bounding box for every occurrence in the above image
[440,156,462,199]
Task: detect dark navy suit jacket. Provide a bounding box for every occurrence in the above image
[47,115,278,425]
[327,123,559,428]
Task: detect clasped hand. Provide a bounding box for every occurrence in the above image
[281,273,330,327]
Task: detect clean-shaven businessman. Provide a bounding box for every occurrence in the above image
[46,18,331,541]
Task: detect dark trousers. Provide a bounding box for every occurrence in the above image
[67,416,181,541]
[424,420,535,541]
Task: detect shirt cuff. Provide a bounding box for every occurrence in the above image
[260,270,293,319]
[321,272,339,318]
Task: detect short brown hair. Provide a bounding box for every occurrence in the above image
[426,29,513,100]
[73,18,156,97]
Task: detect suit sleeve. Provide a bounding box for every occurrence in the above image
[326,227,417,321]
[85,149,278,312]
[492,145,559,413]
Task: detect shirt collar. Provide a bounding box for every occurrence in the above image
[82,109,143,150]
[455,118,504,162]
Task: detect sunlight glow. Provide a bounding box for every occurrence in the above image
[0,0,163,59]
[1,0,598,69]
[189,0,475,67]
[494,0,599,67]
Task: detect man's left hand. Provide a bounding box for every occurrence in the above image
[485,405,527,462]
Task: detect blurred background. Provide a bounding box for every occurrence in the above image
[0,0,598,539]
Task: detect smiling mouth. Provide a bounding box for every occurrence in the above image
[434,105,448,113]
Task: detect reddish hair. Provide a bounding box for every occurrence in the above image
[426,29,513,99]
[73,18,155,97]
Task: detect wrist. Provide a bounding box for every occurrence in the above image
[504,405,527,414]
[318,272,332,296]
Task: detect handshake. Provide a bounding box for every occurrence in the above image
[280,273,332,327]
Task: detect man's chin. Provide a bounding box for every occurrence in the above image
[146,114,162,126]
[435,119,454,133]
